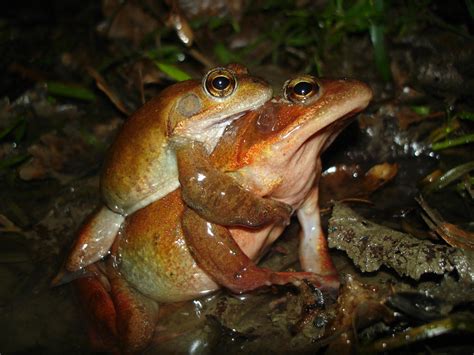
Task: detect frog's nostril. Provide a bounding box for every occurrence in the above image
[251,77,268,86]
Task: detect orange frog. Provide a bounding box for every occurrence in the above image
[65,64,283,272]
[75,75,372,352]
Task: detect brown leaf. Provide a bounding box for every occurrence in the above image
[396,106,444,130]
[325,276,393,354]
[18,132,89,181]
[100,0,159,46]
[176,0,245,20]
[87,67,132,116]
[320,163,398,207]
[417,196,474,251]
[167,2,194,47]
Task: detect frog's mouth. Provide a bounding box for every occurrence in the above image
[319,109,361,151]
[273,80,373,158]
[285,107,368,167]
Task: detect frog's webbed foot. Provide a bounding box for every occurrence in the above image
[65,206,124,271]
[177,142,292,228]
[182,208,316,294]
[74,262,159,353]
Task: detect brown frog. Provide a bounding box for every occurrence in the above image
[64,64,285,272]
[75,75,372,352]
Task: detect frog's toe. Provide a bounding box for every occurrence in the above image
[306,273,341,300]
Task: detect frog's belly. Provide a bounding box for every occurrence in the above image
[118,237,219,303]
[117,190,219,303]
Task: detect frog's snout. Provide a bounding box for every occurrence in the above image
[250,76,269,86]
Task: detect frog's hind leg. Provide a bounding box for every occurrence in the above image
[74,263,119,353]
[74,262,159,353]
[106,262,159,353]
[297,185,340,294]
[65,206,124,271]
[182,208,320,294]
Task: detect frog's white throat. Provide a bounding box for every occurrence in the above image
[179,111,246,154]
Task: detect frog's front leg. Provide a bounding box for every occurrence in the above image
[182,208,328,294]
[176,142,292,227]
[297,181,340,293]
[66,206,124,271]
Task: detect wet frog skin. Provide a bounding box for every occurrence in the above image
[75,75,372,353]
[180,76,373,291]
[64,64,274,271]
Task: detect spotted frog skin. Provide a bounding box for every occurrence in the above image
[74,75,372,353]
[64,64,278,272]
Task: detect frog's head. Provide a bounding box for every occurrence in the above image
[265,75,373,155]
[212,75,373,203]
[165,64,272,152]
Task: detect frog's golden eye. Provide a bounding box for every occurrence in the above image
[284,76,320,103]
[204,68,237,98]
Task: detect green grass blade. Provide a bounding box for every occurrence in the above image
[370,0,391,81]
[0,154,30,171]
[155,62,192,81]
[432,134,474,151]
[46,82,96,101]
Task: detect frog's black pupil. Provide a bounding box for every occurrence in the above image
[293,81,314,96]
[212,76,230,90]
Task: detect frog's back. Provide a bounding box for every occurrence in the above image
[100,82,197,215]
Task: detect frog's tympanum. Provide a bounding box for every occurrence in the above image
[65,64,276,272]
[74,75,372,353]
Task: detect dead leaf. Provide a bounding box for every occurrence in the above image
[320,163,398,207]
[87,67,132,116]
[397,106,444,130]
[167,2,194,47]
[100,0,159,46]
[328,203,474,281]
[417,196,474,251]
[175,0,245,20]
[325,275,393,354]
